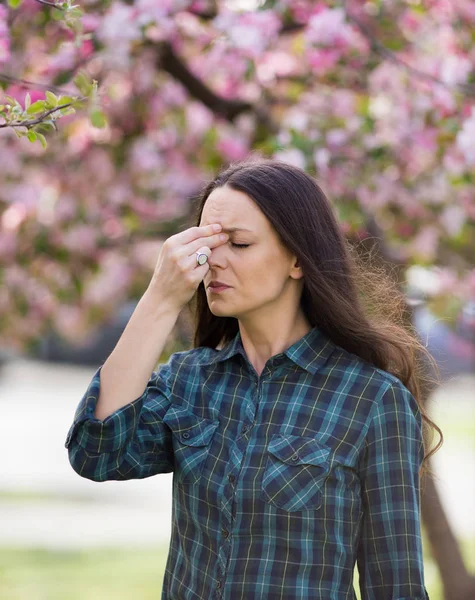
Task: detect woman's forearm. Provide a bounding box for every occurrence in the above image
[93,288,181,421]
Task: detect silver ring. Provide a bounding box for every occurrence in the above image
[196,251,208,266]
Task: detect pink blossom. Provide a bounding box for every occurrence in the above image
[440,54,472,86]
[55,195,77,222]
[185,102,214,138]
[98,3,141,44]
[305,8,352,47]
[214,9,281,58]
[4,85,45,109]
[130,138,163,172]
[307,49,340,74]
[432,86,457,115]
[440,204,466,237]
[330,90,356,119]
[216,137,249,162]
[0,37,10,67]
[4,265,28,289]
[62,224,98,254]
[399,9,424,35]
[326,129,348,147]
[436,268,460,295]
[287,1,327,24]
[54,305,90,344]
[43,43,77,75]
[131,240,164,270]
[2,204,28,232]
[135,0,174,25]
[83,254,132,306]
[314,148,331,174]
[81,14,102,33]
[410,226,440,261]
[156,127,179,150]
[283,110,308,132]
[273,148,306,169]
[257,51,299,82]
[456,107,475,165]
[80,40,95,60]
[0,231,17,259]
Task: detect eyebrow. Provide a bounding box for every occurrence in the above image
[220,227,253,233]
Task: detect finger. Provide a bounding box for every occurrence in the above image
[176,224,222,245]
[186,232,228,256]
[184,246,210,273]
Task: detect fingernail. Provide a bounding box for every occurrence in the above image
[219,233,228,241]
[213,224,222,231]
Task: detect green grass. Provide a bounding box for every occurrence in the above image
[0,546,170,600]
[1,533,474,600]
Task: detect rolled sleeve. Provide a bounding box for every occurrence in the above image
[356,381,430,600]
[65,363,174,481]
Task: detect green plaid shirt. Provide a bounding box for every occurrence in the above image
[65,326,429,600]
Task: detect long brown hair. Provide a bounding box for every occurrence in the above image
[188,157,443,482]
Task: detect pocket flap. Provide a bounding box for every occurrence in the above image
[163,404,219,447]
[268,434,330,466]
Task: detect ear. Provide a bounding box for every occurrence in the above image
[290,257,304,280]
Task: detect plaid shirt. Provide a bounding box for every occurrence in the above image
[65,326,430,600]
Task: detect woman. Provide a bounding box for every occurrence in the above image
[65,158,442,599]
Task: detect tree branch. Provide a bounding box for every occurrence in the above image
[157,41,252,121]
[156,41,278,133]
[0,73,70,97]
[35,0,65,9]
[0,101,81,129]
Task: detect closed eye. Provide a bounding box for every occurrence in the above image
[230,243,249,249]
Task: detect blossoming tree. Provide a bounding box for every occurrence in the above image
[1,1,474,597]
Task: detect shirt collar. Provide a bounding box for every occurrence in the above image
[201,326,335,375]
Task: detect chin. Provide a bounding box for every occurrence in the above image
[208,305,234,317]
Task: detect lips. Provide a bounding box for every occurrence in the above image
[208,281,230,288]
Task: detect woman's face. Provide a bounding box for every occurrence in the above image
[199,185,302,321]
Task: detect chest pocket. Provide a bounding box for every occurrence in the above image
[260,434,331,512]
[163,404,219,484]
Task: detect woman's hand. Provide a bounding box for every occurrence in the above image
[148,223,229,312]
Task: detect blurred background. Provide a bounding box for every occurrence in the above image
[1,0,474,599]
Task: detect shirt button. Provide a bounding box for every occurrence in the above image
[291,453,299,462]
[216,581,222,589]
[182,431,190,439]
[228,474,235,483]
[241,424,248,434]
[221,528,229,538]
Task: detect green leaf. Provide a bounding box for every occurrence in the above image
[26,100,46,114]
[37,133,47,149]
[7,0,23,8]
[67,7,83,18]
[45,91,58,108]
[59,106,76,117]
[58,96,74,105]
[90,109,106,128]
[27,130,37,142]
[4,95,19,107]
[73,70,93,96]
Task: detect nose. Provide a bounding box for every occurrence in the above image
[207,241,227,268]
